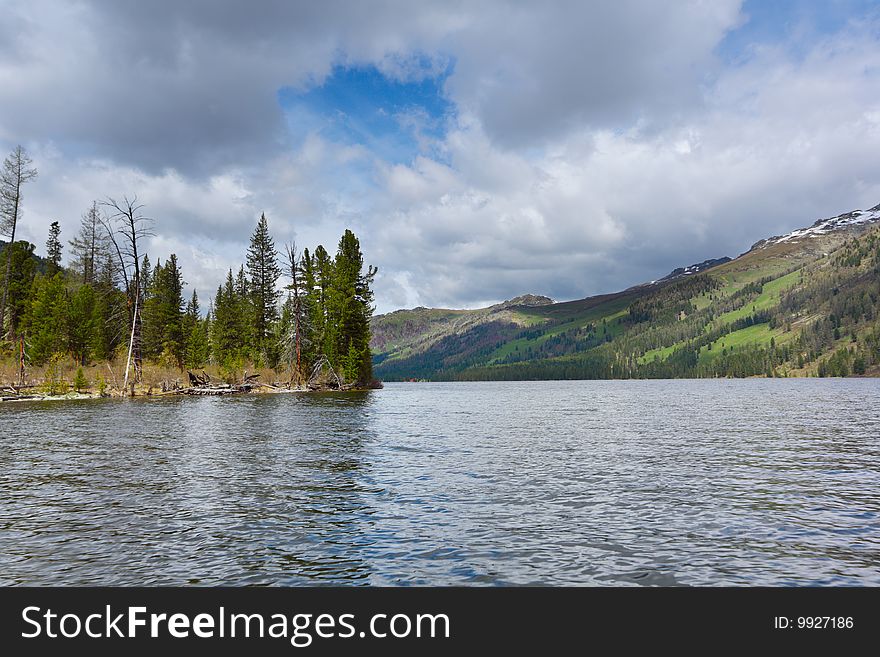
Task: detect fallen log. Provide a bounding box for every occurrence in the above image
[5,384,39,393]
[178,383,253,396]
[187,370,210,387]
[307,355,345,390]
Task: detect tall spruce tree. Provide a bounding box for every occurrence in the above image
[45,221,62,275]
[141,255,186,367]
[246,213,281,365]
[211,269,243,366]
[234,264,257,358]
[141,260,162,360]
[183,290,209,369]
[140,255,153,301]
[331,229,377,385]
[299,247,322,371]
[311,244,333,359]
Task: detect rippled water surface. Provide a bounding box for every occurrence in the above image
[1,379,878,586]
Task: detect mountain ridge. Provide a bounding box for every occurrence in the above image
[748,203,880,251]
[372,202,880,380]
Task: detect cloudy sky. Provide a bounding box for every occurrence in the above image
[2,0,880,313]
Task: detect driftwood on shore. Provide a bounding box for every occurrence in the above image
[1,363,377,402]
[306,355,355,391]
[182,370,259,396]
[183,360,356,393]
[187,370,211,387]
[0,393,43,401]
[1,383,54,401]
[179,385,248,396]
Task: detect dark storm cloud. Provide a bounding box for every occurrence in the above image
[4,1,880,312]
[0,1,742,175]
[443,0,742,147]
[0,0,456,175]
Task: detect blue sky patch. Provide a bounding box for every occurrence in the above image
[279,64,454,165]
[718,0,879,63]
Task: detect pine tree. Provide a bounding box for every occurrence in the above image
[0,240,37,339]
[312,244,333,359]
[300,247,321,368]
[97,251,118,288]
[246,213,281,365]
[331,230,376,385]
[73,366,89,392]
[89,245,128,363]
[341,340,363,384]
[275,295,294,375]
[25,273,68,364]
[211,270,242,366]
[140,254,153,301]
[141,260,161,359]
[210,282,226,363]
[199,312,212,366]
[67,284,96,365]
[141,255,185,367]
[183,290,209,369]
[45,221,63,275]
[161,254,186,368]
[232,264,256,359]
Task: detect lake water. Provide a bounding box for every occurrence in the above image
[1,379,878,586]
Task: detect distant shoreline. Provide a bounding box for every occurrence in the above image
[4,373,873,404]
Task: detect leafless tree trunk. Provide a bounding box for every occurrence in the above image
[69,201,107,284]
[18,337,25,386]
[100,195,153,393]
[0,146,38,339]
[284,242,308,384]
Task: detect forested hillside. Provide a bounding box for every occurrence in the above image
[372,205,880,380]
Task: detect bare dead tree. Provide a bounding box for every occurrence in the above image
[99,195,153,393]
[69,201,110,284]
[308,354,342,390]
[17,336,25,386]
[282,241,313,385]
[0,146,38,338]
[285,242,301,381]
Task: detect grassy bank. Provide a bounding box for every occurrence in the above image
[0,356,310,400]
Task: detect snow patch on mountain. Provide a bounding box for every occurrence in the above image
[753,203,880,250]
[655,257,732,283]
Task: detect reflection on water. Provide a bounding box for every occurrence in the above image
[1,380,878,585]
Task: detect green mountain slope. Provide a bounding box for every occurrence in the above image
[371,203,880,380]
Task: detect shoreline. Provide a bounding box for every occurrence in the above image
[0,382,379,403]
